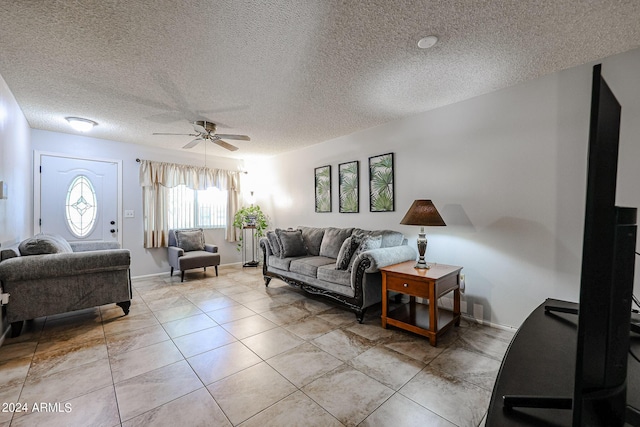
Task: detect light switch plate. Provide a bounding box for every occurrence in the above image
[124,210,135,218]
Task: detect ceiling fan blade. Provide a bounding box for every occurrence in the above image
[193,123,207,134]
[213,139,239,151]
[215,134,250,141]
[153,132,198,136]
[183,137,203,149]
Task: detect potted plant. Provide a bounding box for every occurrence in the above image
[233,205,269,252]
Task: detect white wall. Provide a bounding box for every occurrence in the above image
[0,73,32,340]
[3,47,640,327]
[31,130,244,276]
[0,74,32,246]
[257,48,640,329]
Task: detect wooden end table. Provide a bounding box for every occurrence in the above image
[380,261,463,346]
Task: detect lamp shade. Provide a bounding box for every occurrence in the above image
[400,200,446,226]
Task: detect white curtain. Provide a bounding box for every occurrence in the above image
[139,160,242,248]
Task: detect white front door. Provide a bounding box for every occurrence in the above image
[36,153,121,243]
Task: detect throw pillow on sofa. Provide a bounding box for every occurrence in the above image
[266,230,282,257]
[298,226,325,256]
[175,229,205,252]
[319,227,354,259]
[336,234,362,270]
[276,229,307,258]
[18,234,73,256]
[348,234,382,271]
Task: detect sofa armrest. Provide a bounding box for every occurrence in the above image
[0,249,131,282]
[70,241,121,252]
[168,246,184,268]
[205,244,218,253]
[259,237,272,259]
[352,245,417,274]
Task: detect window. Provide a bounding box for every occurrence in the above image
[65,175,98,238]
[166,185,227,229]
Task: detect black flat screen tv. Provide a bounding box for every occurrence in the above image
[572,64,637,426]
[503,64,637,426]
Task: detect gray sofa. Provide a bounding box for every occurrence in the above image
[260,226,416,322]
[0,234,131,337]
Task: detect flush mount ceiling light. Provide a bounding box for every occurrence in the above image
[417,35,438,49]
[65,117,98,132]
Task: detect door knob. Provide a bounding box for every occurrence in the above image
[110,229,116,233]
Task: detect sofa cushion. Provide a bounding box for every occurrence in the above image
[18,234,73,256]
[348,234,382,270]
[175,229,205,252]
[48,234,74,252]
[276,229,307,258]
[319,227,354,259]
[317,265,351,287]
[269,256,295,271]
[178,250,220,270]
[69,241,121,252]
[290,256,335,277]
[266,231,282,257]
[336,235,362,270]
[298,226,325,256]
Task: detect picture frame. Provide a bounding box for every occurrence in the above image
[369,153,394,212]
[338,160,359,213]
[314,165,331,212]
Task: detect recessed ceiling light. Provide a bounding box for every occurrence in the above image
[418,35,438,49]
[65,117,98,132]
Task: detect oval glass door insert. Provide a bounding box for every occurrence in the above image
[65,175,98,238]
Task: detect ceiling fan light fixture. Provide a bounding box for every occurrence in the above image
[153,120,249,151]
[417,35,438,49]
[65,116,98,132]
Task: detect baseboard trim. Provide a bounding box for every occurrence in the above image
[0,325,9,347]
[461,314,517,332]
[131,261,245,280]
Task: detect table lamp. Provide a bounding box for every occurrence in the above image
[400,199,446,269]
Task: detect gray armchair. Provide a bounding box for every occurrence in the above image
[0,234,131,337]
[168,229,220,282]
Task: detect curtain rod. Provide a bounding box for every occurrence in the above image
[135,158,247,173]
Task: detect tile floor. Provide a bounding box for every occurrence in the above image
[0,265,514,427]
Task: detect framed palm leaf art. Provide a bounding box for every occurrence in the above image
[369,153,394,212]
[314,165,331,212]
[339,161,359,213]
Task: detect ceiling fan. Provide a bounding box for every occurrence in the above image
[153,120,250,151]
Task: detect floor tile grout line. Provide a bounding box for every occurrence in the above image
[396,362,493,426]
[114,358,199,424]
[100,307,122,427]
[1,266,503,427]
[10,312,115,426]
[396,387,463,427]
[428,344,502,393]
[205,365,300,426]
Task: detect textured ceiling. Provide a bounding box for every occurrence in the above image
[1,1,639,158]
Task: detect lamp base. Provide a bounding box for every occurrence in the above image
[414,258,431,269]
[415,229,430,269]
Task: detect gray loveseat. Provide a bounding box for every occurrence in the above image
[260,226,416,322]
[0,234,131,337]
